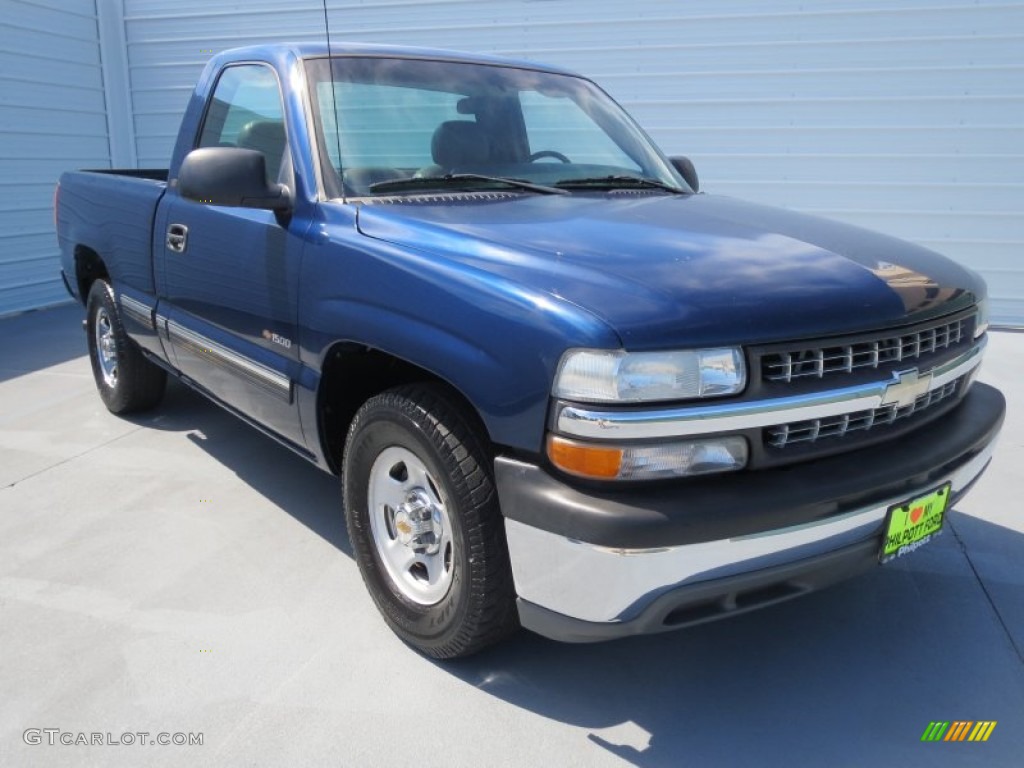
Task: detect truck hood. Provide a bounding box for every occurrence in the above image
[355,193,983,349]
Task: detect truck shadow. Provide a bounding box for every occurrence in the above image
[0,303,84,383]
[133,379,351,555]
[132,379,1023,767]
[444,518,1024,766]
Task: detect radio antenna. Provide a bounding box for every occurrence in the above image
[322,0,345,199]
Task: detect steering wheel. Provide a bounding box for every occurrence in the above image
[528,150,571,163]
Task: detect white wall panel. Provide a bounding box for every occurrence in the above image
[0,0,108,316]
[2,0,1014,322]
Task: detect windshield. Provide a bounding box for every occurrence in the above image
[304,56,687,198]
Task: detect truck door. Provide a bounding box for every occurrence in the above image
[155,63,306,447]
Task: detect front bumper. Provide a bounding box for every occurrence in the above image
[497,383,1004,642]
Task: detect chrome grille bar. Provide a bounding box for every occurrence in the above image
[554,339,984,442]
[763,317,966,383]
[766,379,961,448]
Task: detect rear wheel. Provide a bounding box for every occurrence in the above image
[343,384,518,658]
[86,280,166,414]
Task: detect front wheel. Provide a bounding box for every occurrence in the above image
[86,280,166,414]
[343,384,518,658]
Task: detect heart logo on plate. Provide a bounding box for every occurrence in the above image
[910,506,924,524]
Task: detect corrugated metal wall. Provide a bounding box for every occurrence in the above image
[0,0,110,316]
[13,1,1024,321]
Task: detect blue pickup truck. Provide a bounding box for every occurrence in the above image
[56,42,1004,658]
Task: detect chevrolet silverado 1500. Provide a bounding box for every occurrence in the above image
[56,43,1004,658]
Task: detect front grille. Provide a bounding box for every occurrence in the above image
[761,317,967,384]
[765,376,962,449]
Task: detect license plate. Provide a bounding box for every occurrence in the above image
[880,483,950,563]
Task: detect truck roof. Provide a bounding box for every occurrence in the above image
[215,42,576,77]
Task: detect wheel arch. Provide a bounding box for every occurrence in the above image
[315,341,493,475]
[74,245,109,304]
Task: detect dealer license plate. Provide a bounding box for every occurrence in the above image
[880,483,950,563]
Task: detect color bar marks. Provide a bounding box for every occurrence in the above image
[921,721,996,742]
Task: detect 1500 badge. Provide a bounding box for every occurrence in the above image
[261,329,292,349]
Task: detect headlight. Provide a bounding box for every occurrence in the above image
[553,347,746,403]
[547,435,748,480]
[974,298,989,338]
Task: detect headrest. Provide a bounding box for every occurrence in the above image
[431,120,490,169]
[237,120,287,180]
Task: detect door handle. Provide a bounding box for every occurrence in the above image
[166,224,188,253]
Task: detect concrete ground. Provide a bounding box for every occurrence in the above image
[1,303,1022,768]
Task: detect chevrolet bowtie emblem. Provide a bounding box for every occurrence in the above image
[881,368,933,409]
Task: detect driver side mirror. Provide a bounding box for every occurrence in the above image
[178,147,292,212]
[669,156,699,193]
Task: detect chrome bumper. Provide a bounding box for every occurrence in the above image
[506,435,997,629]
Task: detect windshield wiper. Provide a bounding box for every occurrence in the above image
[555,175,686,194]
[369,173,568,195]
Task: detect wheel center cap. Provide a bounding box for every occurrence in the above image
[393,490,442,554]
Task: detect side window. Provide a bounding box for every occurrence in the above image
[198,65,288,183]
[520,90,639,170]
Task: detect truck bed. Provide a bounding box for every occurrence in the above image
[56,170,168,300]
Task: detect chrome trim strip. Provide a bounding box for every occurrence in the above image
[505,436,997,624]
[119,294,153,329]
[556,338,986,441]
[166,320,291,401]
[154,312,171,342]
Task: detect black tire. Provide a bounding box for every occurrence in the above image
[343,384,518,659]
[86,280,166,414]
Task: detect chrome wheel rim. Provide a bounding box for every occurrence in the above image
[367,446,454,605]
[95,306,118,388]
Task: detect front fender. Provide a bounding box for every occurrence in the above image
[299,215,619,453]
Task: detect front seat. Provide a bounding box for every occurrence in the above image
[428,120,491,173]
[237,120,287,182]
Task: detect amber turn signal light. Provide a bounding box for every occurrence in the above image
[547,435,623,479]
